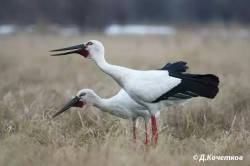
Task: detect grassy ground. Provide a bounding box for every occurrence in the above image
[0,31,250,166]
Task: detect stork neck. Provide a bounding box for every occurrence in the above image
[94,56,117,74]
[93,55,127,86]
[93,97,110,112]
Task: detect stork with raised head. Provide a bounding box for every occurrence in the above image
[52,62,189,146]
[50,40,220,146]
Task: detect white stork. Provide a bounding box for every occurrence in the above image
[50,40,219,146]
[52,62,189,146]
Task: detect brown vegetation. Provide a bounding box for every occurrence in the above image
[0,32,250,166]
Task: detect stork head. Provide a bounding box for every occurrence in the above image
[52,89,98,118]
[50,40,105,60]
[76,89,98,105]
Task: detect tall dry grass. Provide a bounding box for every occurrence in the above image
[0,31,250,166]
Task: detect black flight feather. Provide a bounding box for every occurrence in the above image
[153,62,219,103]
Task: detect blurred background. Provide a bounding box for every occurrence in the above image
[1,1,250,166]
[1,0,250,35]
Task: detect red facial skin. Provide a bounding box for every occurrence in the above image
[73,101,86,108]
[79,49,89,58]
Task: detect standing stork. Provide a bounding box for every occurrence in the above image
[50,40,220,146]
[52,62,189,146]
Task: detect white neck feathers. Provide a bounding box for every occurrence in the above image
[92,54,129,87]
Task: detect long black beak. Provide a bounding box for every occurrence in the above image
[52,96,81,118]
[50,44,85,56]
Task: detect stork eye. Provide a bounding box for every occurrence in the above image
[80,93,86,97]
[86,42,93,46]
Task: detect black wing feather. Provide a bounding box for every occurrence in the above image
[153,63,219,103]
[160,61,189,73]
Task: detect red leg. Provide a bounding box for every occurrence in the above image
[145,122,149,146]
[151,116,158,147]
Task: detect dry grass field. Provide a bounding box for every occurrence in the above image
[0,30,250,166]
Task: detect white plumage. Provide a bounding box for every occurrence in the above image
[51,40,219,147]
[52,88,159,145]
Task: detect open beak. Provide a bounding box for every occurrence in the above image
[50,44,85,56]
[52,96,82,118]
